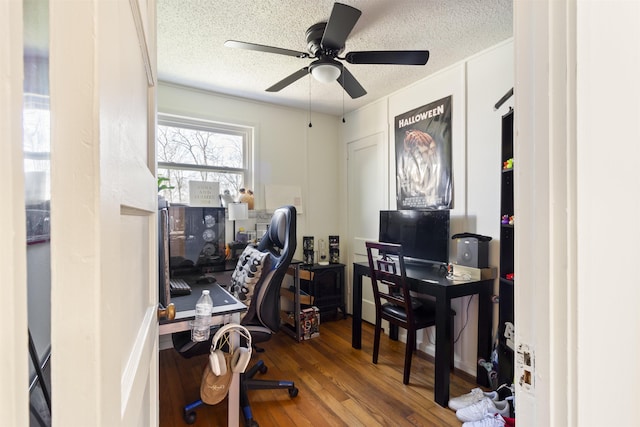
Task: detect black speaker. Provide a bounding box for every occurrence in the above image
[454,234,490,268]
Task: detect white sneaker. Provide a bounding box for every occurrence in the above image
[456,397,510,422]
[462,413,506,427]
[448,388,499,411]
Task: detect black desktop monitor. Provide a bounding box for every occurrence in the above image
[379,210,450,264]
[167,206,226,277]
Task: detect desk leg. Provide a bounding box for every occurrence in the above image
[476,287,493,388]
[293,264,301,342]
[352,266,363,349]
[434,298,452,407]
[339,267,347,319]
[389,325,399,340]
[228,312,241,427]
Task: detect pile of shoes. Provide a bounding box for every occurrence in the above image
[448,385,515,427]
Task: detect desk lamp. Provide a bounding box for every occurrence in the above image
[228,202,249,242]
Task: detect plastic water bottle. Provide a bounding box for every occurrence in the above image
[192,290,213,342]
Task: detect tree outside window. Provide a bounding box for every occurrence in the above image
[157,115,252,204]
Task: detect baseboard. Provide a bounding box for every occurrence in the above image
[413,350,478,385]
[159,334,174,351]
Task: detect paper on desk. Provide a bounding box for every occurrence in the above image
[450,265,497,281]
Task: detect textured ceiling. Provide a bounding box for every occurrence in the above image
[157,0,513,117]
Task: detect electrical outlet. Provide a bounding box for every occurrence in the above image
[515,342,535,393]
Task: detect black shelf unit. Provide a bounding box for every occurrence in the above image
[498,108,515,387]
[299,263,346,320]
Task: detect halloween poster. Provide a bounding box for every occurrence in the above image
[394,96,452,209]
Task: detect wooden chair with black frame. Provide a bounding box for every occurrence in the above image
[365,241,456,385]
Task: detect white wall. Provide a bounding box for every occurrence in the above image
[341,40,514,376]
[466,43,515,345]
[158,83,342,260]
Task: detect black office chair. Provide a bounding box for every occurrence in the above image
[175,205,298,427]
[365,241,455,385]
[239,205,298,426]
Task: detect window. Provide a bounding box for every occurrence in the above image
[24,92,51,244]
[157,114,252,204]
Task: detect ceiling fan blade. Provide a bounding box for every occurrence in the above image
[266,67,309,92]
[224,40,309,58]
[321,3,362,51]
[345,50,430,65]
[337,66,367,99]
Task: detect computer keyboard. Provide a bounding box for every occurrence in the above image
[170,278,192,296]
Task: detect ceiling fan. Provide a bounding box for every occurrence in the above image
[224,2,430,99]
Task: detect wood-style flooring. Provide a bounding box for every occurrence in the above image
[159,316,478,427]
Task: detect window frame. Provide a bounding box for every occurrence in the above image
[156,113,253,199]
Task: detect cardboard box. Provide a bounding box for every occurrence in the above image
[300,306,320,340]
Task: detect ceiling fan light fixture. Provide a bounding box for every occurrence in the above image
[227,3,428,99]
[310,62,341,83]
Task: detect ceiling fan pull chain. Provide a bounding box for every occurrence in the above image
[341,63,346,123]
[308,73,312,128]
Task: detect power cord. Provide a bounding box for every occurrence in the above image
[425,295,474,345]
[453,295,474,343]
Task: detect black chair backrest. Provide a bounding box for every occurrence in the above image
[365,241,414,323]
[242,205,297,335]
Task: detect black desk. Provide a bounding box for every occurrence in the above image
[351,261,493,407]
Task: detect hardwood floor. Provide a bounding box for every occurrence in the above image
[159,317,478,427]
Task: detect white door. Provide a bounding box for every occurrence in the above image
[49,0,159,425]
[347,132,388,324]
[1,1,30,423]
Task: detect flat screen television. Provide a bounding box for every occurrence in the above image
[379,210,450,264]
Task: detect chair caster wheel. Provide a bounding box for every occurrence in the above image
[183,410,196,424]
[288,386,299,398]
[259,365,267,374]
[245,419,259,427]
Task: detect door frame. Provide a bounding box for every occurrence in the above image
[0,0,29,424]
[346,131,388,323]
